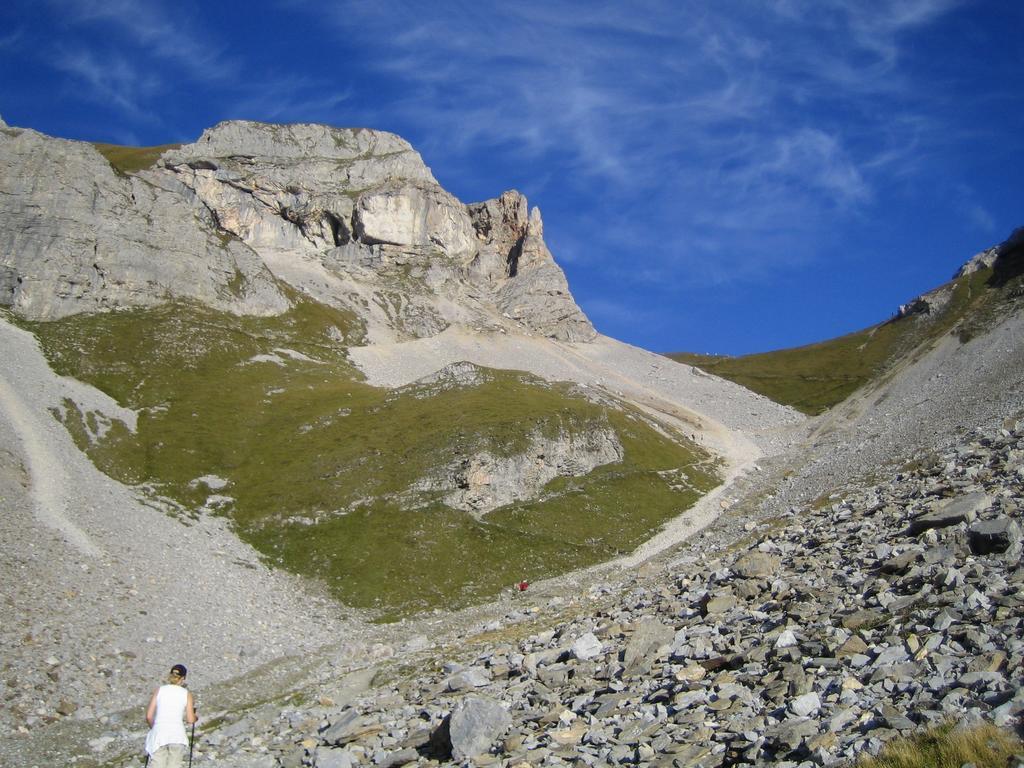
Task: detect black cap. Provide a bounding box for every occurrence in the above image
[171,664,188,677]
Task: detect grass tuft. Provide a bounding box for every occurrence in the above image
[91,142,182,175]
[856,722,1023,768]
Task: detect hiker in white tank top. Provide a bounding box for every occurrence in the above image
[145,664,197,768]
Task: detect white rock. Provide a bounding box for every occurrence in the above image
[790,692,821,717]
[572,632,603,660]
[774,629,798,649]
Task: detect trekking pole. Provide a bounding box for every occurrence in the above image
[188,702,197,768]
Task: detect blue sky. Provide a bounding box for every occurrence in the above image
[1,1,1021,354]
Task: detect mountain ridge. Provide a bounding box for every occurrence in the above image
[1,118,596,345]
[668,226,1024,415]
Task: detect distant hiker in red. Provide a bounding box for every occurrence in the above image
[517,580,529,592]
[145,664,197,768]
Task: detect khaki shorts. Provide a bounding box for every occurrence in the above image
[149,743,186,768]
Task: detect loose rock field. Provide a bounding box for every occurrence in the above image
[159,418,1024,768]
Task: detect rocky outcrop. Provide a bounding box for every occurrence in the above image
[413,424,623,516]
[154,120,592,342]
[991,226,1024,285]
[157,121,437,257]
[900,227,1024,318]
[954,227,1022,281]
[467,191,596,342]
[0,126,288,319]
[0,119,594,342]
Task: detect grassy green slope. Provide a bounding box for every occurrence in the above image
[24,300,717,619]
[669,264,1020,415]
[92,142,183,174]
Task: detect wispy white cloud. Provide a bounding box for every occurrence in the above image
[228,77,353,123]
[53,47,160,118]
[744,128,872,206]
[582,296,663,330]
[0,28,25,52]
[48,0,240,83]
[307,0,962,280]
[952,184,997,234]
[35,0,976,296]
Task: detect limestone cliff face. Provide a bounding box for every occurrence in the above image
[157,121,595,342]
[417,425,624,517]
[0,119,594,342]
[466,191,596,342]
[0,125,288,319]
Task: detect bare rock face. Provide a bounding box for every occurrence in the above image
[0,126,288,319]
[156,120,593,342]
[0,119,594,342]
[354,182,477,259]
[414,423,623,516]
[467,192,596,342]
[497,206,596,342]
[158,121,437,257]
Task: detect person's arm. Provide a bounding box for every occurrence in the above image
[146,689,159,726]
[185,691,197,725]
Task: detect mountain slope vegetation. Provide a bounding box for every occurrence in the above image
[21,299,717,619]
[669,244,1024,414]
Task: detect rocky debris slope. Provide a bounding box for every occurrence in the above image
[0,316,356,749]
[782,286,1024,520]
[349,330,804,458]
[116,414,1020,768]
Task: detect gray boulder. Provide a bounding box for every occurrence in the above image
[789,692,821,717]
[445,667,491,691]
[571,632,604,661]
[313,747,353,768]
[623,617,674,673]
[376,748,419,768]
[968,517,1021,555]
[447,696,512,761]
[320,709,369,746]
[908,492,991,535]
[734,550,781,579]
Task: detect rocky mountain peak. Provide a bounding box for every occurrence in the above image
[172,120,429,169]
[899,227,1023,319]
[0,119,594,342]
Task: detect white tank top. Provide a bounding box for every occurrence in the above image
[145,684,189,755]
